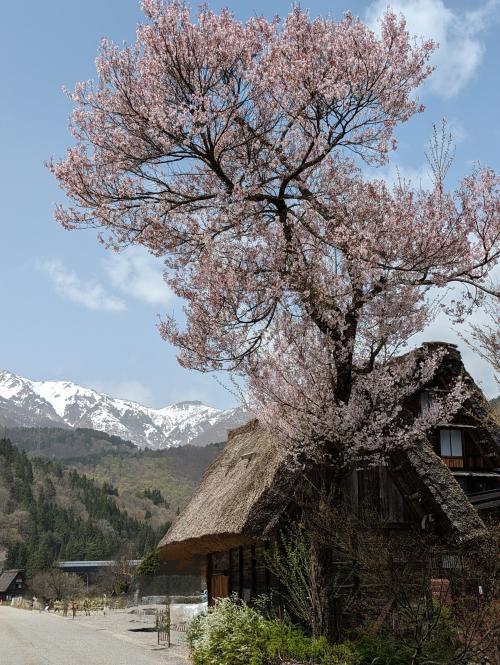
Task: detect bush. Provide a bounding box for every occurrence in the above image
[351,611,454,665]
[135,549,160,576]
[187,597,457,665]
[187,597,362,665]
[262,622,360,664]
[29,569,86,601]
[188,597,267,665]
[354,632,414,665]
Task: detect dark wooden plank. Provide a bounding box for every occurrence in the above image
[264,541,271,597]
[207,553,213,606]
[228,548,233,596]
[251,544,257,601]
[238,545,244,600]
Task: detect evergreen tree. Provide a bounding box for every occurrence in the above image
[0,437,164,573]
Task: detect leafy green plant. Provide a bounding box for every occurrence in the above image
[187,597,268,665]
[187,596,362,665]
[187,595,460,665]
[353,632,414,665]
[351,613,454,665]
[264,521,313,626]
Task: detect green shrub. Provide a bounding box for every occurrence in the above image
[354,632,414,665]
[263,622,360,664]
[187,597,455,665]
[327,642,363,665]
[187,597,268,665]
[187,597,362,665]
[135,548,160,576]
[352,607,455,665]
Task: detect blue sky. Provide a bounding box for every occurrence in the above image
[1,0,499,409]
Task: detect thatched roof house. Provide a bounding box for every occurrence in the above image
[158,343,500,603]
[158,420,292,561]
[0,569,25,600]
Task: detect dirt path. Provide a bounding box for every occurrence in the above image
[0,605,189,665]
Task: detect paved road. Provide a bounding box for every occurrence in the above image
[0,606,188,665]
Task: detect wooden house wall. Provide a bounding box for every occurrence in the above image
[342,466,414,525]
[206,464,422,605]
[0,572,25,600]
[208,544,270,605]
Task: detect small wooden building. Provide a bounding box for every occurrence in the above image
[157,343,500,605]
[0,569,25,601]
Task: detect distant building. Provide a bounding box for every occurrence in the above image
[56,560,141,586]
[0,569,25,601]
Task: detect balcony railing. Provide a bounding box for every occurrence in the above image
[441,457,464,469]
[440,455,490,470]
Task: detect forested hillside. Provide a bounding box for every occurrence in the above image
[6,427,223,522]
[4,427,136,459]
[70,444,223,520]
[0,438,169,574]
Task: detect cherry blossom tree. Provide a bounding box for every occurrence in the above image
[50,0,500,639]
[466,298,500,388]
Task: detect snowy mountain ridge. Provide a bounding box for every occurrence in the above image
[0,369,250,449]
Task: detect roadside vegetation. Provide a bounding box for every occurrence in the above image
[187,597,459,665]
[188,518,500,665]
[188,586,497,665]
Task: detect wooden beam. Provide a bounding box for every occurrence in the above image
[251,545,257,601]
[228,549,233,596]
[264,541,271,597]
[207,553,213,606]
[238,546,244,600]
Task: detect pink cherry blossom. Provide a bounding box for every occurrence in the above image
[49,1,499,466]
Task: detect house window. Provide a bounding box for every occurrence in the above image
[440,429,463,457]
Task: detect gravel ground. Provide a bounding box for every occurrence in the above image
[0,605,189,665]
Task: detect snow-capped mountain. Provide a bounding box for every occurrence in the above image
[0,369,250,449]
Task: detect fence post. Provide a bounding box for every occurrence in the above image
[167,602,171,648]
[156,602,171,648]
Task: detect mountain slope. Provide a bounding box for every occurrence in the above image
[0,369,250,449]
[0,437,168,572]
[5,427,223,522]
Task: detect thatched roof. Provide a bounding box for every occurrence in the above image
[418,342,500,468]
[0,569,22,593]
[389,445,486,542]
[158,420,293,560]
[158,344,497,560]
[158,429,487,560]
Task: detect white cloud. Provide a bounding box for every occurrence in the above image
[86,378,156,406]
[104,247,170,306]
[365,0,499,97]
[39,259,126,312]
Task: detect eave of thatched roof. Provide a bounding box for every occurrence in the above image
[389,445,486,542]
[158,420,294,560]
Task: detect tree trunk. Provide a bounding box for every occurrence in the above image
[309,532,343,641]
[303,462,345,642]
